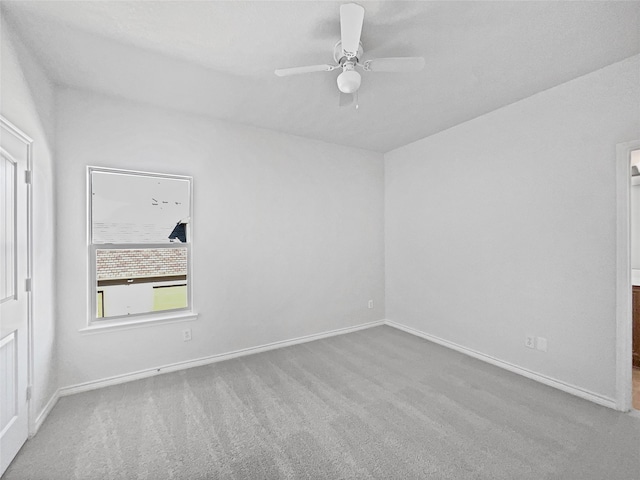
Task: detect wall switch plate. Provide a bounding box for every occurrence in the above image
[183,328,192,342]
[536,337,548,352]
[368,300,374,309]
[525,335,535,349]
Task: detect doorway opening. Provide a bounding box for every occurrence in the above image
[630,148,640,410]
[615,140,640,413]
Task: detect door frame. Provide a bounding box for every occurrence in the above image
[0,116,34,433]
[615,139,640,411]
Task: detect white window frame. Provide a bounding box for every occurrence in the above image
[83,166,196,332]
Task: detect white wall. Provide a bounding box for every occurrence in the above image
[385,55,640,400]
[0,18,58,421]
[55,88,385,388]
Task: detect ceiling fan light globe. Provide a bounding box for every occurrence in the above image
[337,70,361,94]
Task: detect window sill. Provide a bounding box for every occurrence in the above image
[79,312,198,334]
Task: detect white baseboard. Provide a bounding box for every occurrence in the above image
[384,320,618,410]
[59,320,385,397]
[32,389,60,437]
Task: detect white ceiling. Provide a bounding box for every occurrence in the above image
[3,1,639,153]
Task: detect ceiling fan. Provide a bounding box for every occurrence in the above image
[274,3,425,105]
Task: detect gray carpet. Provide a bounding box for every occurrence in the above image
[4,326,640,479]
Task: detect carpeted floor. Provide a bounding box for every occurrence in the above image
[4,325,640,479]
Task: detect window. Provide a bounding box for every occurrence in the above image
[88,167,193,326]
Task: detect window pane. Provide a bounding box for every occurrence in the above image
[153,285,187,311]
[97,291,104,318]
[96,247,187,318]
[91,171,190,244]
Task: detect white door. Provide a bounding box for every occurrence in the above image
[0,120,31,476]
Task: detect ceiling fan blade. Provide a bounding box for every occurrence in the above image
[363,57,425,72]
[338,91,359,109]
[274,64,336,77]
[340,3,365,58]
[339,91,354,107]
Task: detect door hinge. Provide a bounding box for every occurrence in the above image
[25,278,32,292]
[25,170,32,184]
[26,385,32,401]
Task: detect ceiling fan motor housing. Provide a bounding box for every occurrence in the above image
[333,40,363,65]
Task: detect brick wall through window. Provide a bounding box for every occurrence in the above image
[96,248,187,281]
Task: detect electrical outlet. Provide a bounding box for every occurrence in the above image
[183,328,192,342]
[536,337,548,352]
[368,300,374,309]
[525,335,535,349]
